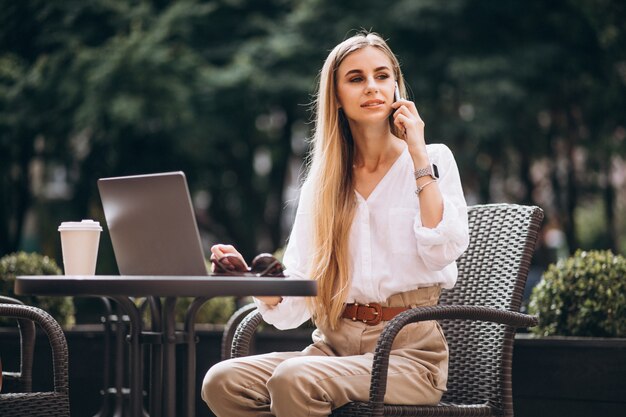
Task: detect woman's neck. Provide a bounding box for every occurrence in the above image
[350,123,404,172]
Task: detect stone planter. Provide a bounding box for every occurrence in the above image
[513,333,626,417]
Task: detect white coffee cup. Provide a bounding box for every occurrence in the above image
[58,220,102,275]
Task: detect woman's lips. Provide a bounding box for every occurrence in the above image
[361,99,385,108]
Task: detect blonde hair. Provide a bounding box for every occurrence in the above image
[305,32,406,329]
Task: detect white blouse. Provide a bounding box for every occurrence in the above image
[255,143,469,330]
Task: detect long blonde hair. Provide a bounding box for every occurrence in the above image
[305,32,406,329]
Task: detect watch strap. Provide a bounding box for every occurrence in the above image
[414,163,439,180]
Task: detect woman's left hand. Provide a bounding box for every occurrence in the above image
[392,99,427,155]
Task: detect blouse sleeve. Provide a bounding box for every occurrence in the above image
[414,144,470,271]
[252,183,314,330]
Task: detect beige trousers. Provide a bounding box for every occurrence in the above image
[202,286,447,417]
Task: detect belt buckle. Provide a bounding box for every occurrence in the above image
[362,303,382,325]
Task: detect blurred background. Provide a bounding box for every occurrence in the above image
[1,0,625,275]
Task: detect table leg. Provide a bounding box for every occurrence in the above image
[113,304,130,417]
[147,297,163,417]
[161,297,177,417]
[112,297,144,417]
[183,297,209,417]
[92,298,113,417]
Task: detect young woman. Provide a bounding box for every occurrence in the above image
[202,32,469,417]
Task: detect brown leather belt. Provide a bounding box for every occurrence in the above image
[342,302,409,326]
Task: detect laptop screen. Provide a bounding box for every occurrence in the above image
[98,171,208,276]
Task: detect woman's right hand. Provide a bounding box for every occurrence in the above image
[210,244,248,272]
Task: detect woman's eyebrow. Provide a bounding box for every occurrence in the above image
[344,69,363,77]
[344,66,391,77]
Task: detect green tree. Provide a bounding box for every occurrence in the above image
[1,0,625,264]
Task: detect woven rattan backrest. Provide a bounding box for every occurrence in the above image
[439,204,543,407]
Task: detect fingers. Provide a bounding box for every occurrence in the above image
[210,244,238,258]
[392,99,427,150]
[391,98,417,113]
[210,244,248,270]
[393,110,425,139]
[392,100,423,124]
[394,111,425,130]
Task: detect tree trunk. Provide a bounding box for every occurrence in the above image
[564,109,579,254]
[602,158,618,252]
[518,141,535,206]
[1,137,35,255]
[267,104,294,250]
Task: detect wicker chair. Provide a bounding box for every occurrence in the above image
[222,203,544,417]
[0,298,70,417]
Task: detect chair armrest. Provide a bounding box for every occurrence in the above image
[0,303,69,394]
[225,303,538,413]
[221,303,259,360]
[367,304,537,408]
[231,308,264,359]
[0,297,35,392]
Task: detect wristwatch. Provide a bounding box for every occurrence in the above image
[414,164,439,180]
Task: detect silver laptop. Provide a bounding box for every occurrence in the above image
[98,171,208,276]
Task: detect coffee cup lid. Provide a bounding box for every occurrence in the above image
[58,219,103,232]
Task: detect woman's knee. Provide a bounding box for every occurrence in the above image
[267,357,317,397]
[267,358,336,417]
[202,356,275,412]
[201,360,233,404]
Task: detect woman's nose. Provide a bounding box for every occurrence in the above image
[365,77,379,94]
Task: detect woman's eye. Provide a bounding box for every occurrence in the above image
[376,73,390,80]
[349,77,363,83]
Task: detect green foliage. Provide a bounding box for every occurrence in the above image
[529,250,626,337]
[175,296,236,325]
[1,0,626,263]
[575,197,614,250]
[0,251,75,327]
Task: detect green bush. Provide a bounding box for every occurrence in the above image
[529,249,626,337]
[175,296,237,324]
[0,251,75,327]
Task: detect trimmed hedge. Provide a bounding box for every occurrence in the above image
[0,251,75,326]
[529,249,626,337]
